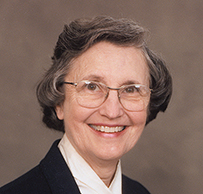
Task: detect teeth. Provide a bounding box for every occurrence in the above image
[90,125,125,133]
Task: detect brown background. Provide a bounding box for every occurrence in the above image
[0,0,203,193]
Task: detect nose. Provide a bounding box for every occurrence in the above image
[98,90,124,119]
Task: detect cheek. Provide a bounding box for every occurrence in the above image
[130,110,148,126]
[63,98,94,131]
[127,111,147,146]
[63,105,96,150]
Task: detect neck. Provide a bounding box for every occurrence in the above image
[87,158,119,187]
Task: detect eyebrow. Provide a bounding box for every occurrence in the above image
[82,74,105,82]
[122,80,140,85]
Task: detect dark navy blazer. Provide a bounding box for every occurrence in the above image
[0,140,150,194]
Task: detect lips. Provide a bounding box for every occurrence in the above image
[89,124,126,133]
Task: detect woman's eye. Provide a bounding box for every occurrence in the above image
[125,86,139,93]
[86,83,99,91]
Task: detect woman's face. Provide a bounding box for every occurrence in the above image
[56,41,150,166]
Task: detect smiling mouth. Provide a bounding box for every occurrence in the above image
[89,125,126,133]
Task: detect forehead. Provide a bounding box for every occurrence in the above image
[67,41,149,85]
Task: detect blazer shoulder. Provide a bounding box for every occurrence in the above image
[0,165,51,194]
[0,140,81,194]
[122,174,151,194]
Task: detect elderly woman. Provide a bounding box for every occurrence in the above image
[0,16,172,194]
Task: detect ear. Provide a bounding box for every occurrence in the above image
[55,105,64,120]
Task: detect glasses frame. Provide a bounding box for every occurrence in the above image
[63,80,151,111]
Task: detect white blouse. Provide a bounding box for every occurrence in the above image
[58,134,122,194]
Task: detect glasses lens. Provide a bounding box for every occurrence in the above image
[76,81,107,108]
[119,84,150,111]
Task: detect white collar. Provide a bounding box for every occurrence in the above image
[58,134,122,194]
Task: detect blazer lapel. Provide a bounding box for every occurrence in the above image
[39,140,81,194]
[122,174,150,194]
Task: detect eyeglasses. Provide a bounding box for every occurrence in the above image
[63,80,151,112]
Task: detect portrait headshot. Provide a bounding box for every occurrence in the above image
[0,1,202,194]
